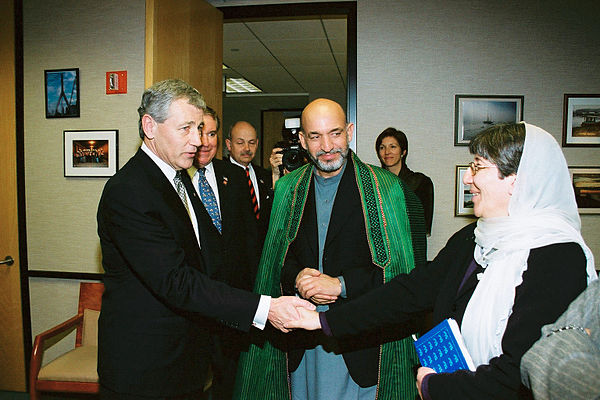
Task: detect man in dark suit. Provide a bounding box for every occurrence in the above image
[96,79,313,399]
[225,121,272,241]
[189,106,259,398]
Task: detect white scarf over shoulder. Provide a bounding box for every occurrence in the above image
[461,123,597,367]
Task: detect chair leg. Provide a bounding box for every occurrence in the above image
[29,388,39,400]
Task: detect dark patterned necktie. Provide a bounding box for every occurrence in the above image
[246,167,260,220]
[173,171,189,214]
[198,167,222,233]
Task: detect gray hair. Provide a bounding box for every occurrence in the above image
[137,79,206,139]
[469,122,525,177]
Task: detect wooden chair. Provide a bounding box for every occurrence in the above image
[29,282,104,399]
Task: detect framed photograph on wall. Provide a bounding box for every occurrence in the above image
[569,167,600,214]
[562,94,600,147]
[454,95,524,146]
[455,165,475,216]
[64,130,118,177]
[45,68,80,118]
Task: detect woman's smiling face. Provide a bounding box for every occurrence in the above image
[463,155,516,218]
[378,136,404,169]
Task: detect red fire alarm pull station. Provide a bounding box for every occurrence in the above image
[106,71,127,94]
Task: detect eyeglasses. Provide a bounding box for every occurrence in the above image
[469,161,497,175]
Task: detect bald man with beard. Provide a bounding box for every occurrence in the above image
[234,99,427,400]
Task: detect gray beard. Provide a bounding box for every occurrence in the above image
[309,146,349,173]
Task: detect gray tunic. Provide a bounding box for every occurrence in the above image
[291,163,376,400]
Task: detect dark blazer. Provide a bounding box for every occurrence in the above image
[227,158,274,255]
[324,223,588,399]
[195,158,259,290]
[280,158,427,387]
[97,149,260,397]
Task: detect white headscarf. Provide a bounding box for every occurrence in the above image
[461,122,597,366]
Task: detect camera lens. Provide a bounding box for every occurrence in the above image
[282,148,304,171]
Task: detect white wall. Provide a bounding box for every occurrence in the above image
[355,0,600,262]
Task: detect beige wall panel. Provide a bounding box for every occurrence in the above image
[23,0,145,273]
[356,0,600,263]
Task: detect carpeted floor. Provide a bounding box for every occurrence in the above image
[0,392,97,400]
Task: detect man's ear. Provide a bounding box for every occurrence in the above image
[346,123,355,144]
[141,114,156,139]
[225,138,232,151]
[298,131,308,150]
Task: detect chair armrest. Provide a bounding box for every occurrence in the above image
[30,313,83,389]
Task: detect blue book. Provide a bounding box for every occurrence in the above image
[413,318,476,373]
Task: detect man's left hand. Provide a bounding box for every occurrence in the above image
[296,272,341,304]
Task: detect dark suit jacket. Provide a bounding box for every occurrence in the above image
[280,158,427,387]
[96,149,260,397]
[195,158,258,291]
[324,223,587,399]
[227,159,274,257]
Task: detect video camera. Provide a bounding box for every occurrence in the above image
[275,117,308,174]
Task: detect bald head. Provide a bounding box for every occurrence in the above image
[301,99,347,135]
[226,121,258,167]
[299,98,354,178]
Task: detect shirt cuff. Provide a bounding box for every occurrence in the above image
[421,373,433,400]
[252,295,270,330]
[319,312,332,336]
[337,275,347,298]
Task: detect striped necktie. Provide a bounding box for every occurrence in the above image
[173,171,189,214]
[198,167,222,233]
[245,167,260,220]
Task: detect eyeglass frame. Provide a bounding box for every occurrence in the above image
[468,161,498,175]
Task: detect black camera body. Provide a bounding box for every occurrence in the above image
[275,117,307,174]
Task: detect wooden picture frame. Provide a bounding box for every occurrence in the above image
[454,94,524,146]
[64,130,118,177]
[569,166,600,214]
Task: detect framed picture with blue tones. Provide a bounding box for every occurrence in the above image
[45,68,80,118]
[454,94,524,146]
[455,165,475,217]
[562,94,600,147]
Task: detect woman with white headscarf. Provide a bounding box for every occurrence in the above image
[285,122,597,399]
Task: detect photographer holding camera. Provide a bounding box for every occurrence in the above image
[270,117,308,187]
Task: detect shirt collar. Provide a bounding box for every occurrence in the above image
[141,142,177,181]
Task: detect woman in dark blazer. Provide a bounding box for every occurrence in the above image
[376,127,434,235]
[287,122,597,399]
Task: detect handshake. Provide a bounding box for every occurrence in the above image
[267,268,337,332]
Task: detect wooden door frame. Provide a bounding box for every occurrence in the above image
[9,0,33,390]
[218,2,358,138]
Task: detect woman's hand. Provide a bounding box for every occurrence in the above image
[416,367,436,399]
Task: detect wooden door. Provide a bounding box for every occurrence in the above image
[0,0,27,391]
[145,0,223,156]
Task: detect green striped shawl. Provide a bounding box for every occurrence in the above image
[234,152,421,399]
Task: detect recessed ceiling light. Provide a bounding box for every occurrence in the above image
[226,77,262,93]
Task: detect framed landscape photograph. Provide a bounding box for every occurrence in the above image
[568,167,600,214]
[45,68,80,118]
[454,95,524,146]
[455,165,475,216]
[562,94,600,147]
[64,130,118,177]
